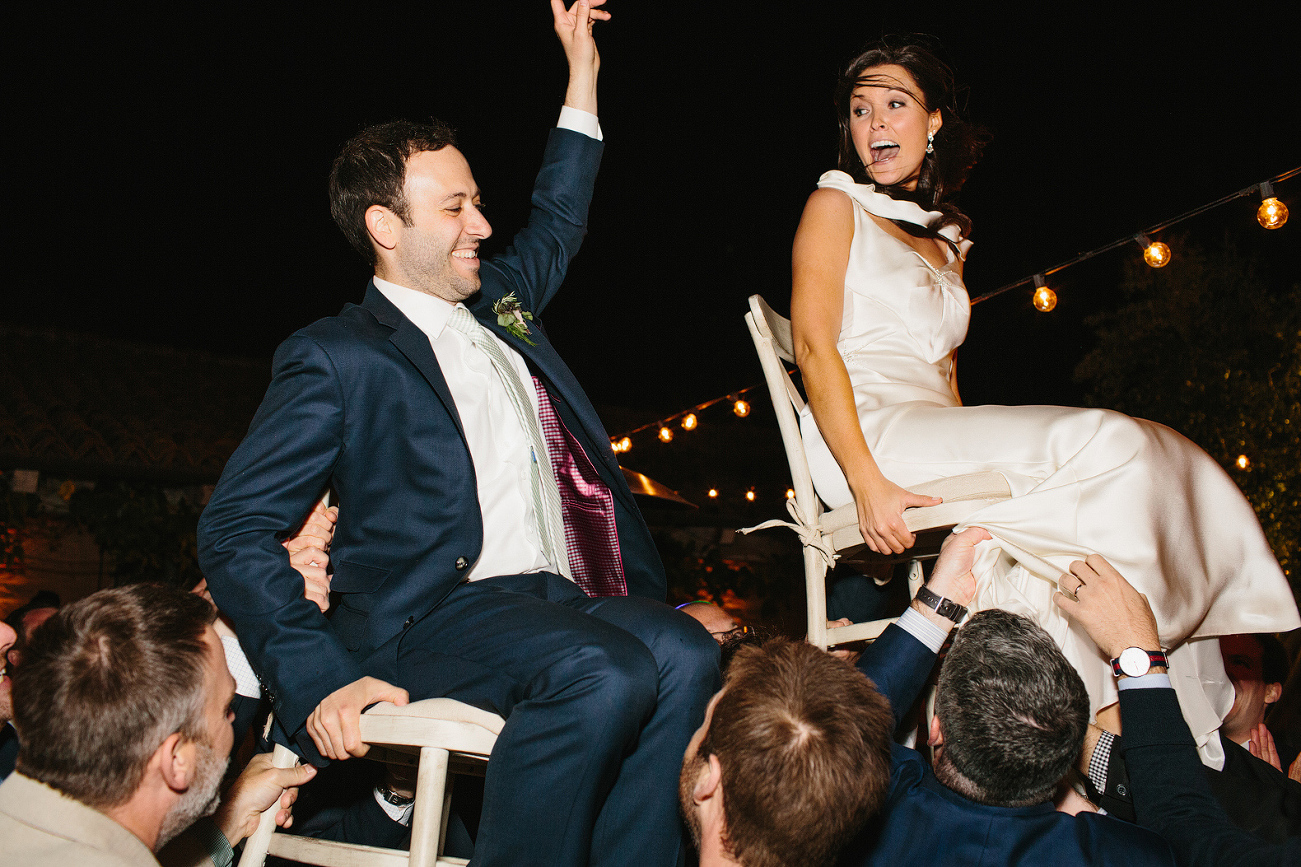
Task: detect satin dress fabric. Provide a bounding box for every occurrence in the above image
[799,170,1300,763]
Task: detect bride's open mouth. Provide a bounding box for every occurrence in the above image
[870,141,900,163]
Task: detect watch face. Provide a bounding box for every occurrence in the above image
[1118,646,1150,678]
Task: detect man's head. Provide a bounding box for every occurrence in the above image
[1220,633,1289,741]
[329,119,492,301]
[679,638,894,867]
[0,618,16,725]
[12,583,234,848]
[930,609,1089,808]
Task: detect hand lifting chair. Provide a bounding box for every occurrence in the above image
[740,294,1012,649]
[238,698,504,867]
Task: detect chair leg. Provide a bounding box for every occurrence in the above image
[237,742,301,867]
[407,746,451,867]
[805,543,831,650]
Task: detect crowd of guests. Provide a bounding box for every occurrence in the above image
[1,528,1297,867]
[2,3,1298,867]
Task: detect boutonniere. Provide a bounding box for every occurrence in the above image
[492,293,537,346]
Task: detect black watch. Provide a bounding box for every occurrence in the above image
[915,585,967,625]
[378,784,415,808]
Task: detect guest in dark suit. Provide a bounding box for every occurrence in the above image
[196,4,718,866]
[842,528,1174,867]
[1056,554,1301,865]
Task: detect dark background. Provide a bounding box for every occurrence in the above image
[8,2,1298,422]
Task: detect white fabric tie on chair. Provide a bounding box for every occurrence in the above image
[739,497,839,570]
[447,306,569,578]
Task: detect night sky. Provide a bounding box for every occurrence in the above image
[9,2,1298,425]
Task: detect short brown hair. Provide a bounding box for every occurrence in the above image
[12,583,217,808]
[328,119,459,265]
[700,639,894,867]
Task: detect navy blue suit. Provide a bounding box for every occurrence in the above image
[198,128,718,867]
[841,622,1174,866]
[1119,686,1301,866]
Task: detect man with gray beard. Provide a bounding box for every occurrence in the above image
[0,583,313,866]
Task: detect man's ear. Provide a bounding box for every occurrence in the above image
[365,205,400,254]
[927,714,944,748]
[1265,682,1283,706]
[694,754,723,805]
[156,732,195,794]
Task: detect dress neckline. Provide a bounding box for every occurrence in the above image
[817,170,971,259]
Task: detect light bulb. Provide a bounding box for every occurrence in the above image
[1236,454,1251,470]
[1032,274,1056,312]
[1142,240,1171,268]
[745,488,756,502]
[1032,285,1057,312]
[657,426,674,443]
[785,488,796,500]
[1258,198,1288,229]
[707,488,719,499]
[680,413,698,431]
[733,399,751,417]
[617,436,631,453]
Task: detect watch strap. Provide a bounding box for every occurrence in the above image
[914,585,967,624]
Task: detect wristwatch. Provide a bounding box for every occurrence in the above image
[377,784,415,808]
[914,585,967,625]
[1110,646,1168,678]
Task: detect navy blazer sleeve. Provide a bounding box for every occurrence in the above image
[1119,686,1300,867]
[856,621,939,730]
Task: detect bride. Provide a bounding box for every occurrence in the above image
[790,38,1298,761]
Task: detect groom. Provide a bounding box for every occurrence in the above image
[197,3,718,865]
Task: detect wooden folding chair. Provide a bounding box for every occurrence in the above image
[239,698,504,867]
[741,294,1011,649]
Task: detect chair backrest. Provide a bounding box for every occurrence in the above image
[744,295,821,524]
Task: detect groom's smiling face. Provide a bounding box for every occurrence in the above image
[392,146,494,303]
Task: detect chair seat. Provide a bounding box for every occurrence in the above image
[359,698,504,754]
[821,471,1013,561]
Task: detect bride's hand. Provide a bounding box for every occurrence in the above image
[851,473,942,554]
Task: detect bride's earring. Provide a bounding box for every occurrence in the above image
[926,131,935,154]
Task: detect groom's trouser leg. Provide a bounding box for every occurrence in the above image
[366,572,719,867]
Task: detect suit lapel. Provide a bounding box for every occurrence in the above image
[361,282,468,442]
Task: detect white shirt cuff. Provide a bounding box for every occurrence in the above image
[1116,672,1172,690]
[374,788,415,826]
[896,607,947,654]
[557,106,602,141]
[220,634,262,699]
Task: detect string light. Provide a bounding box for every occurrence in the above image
[707,488,719,499]
[1032,274,1057,313]
[610,436,631,453]
[785,488,795,499]
[745,488,756,502]
[733,398,751,417]
[680,413,698,431]
[657,426,674,443]
[1137,234,1171,268]
[1236,454,1251,470]
[1257,182,1288,229]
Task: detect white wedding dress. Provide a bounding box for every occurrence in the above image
[799,170,1300,763]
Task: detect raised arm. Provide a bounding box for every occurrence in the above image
[791,188,939,555]
[551,0,608,115]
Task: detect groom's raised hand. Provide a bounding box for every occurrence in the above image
[552,0,610,115]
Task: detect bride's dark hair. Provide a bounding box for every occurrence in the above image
[835,37,988,239]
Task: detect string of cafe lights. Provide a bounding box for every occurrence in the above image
[611,168,1295,502]
[976,167,1296,312]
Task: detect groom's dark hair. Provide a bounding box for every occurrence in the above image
[329,119,459,265]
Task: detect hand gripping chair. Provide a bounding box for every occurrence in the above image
[239,698,504,867]
[740,294,1012,649]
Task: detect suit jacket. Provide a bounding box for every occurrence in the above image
[0,772,158,866]
[1095,727,1301,842]
[197,128,664,737]
[1119,686,1301,866]
[840,623,1174,866]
